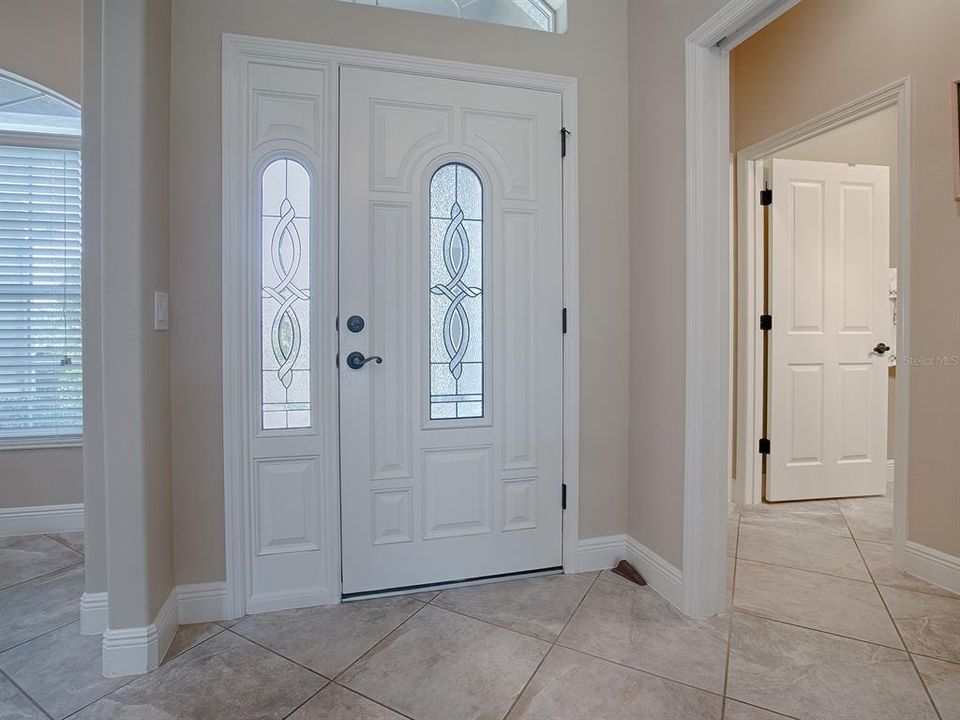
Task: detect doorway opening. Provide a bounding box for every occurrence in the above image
[734,101,902,510]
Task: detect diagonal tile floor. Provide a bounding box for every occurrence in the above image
[0,485,957,720]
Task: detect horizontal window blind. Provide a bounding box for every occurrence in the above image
[0,145,82,439]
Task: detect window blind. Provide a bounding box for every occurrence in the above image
[0,145,82,439]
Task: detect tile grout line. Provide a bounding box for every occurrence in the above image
[0,559,84,595]
[853,536,960,601]
[0,665,55,720]
[842,502,944,720]
[720,514,740,720]
[330,596,432,684]
[498,570,602,720]
[0,617,80,657]
[44,533,85,556]
[734,554,875,585]
[727,606,907,653]
[326,681,419,720]
[279,683,329,720]
[223,627,332,680]
[63,622,288,719]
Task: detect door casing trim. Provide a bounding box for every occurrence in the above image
[222,34,580,617]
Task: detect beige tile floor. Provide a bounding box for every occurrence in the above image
[1,490,958,720]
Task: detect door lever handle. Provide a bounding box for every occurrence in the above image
[873,342,890,355]
[346,351,383,370]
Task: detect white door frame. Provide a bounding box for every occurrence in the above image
[222,34,580,617]
[683,0,913,616]
[736,80,910,509]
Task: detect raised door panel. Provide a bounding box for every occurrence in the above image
[371,100,452,192]
[370,202,413,480]
[787,364,824,466]
[839,184,875,334]
[255,458,321,556]
[789,181,825,334]
[502,210,538,470]
[422,446,493,540]
[463,109,536,200]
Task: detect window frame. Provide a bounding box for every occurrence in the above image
[0,73,82,450]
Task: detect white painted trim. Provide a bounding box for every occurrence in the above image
[222,34,580,617]
[101,587,178,677]
[80,591,108,636]
[0,503,84,537]
[886,459,895,485]
[903,541,960,595]
[576,535,683,606]
[90,584,230,635]
[577,535,627,572]
[177,582,228,625]
[735,79,912,510]
[625,536,684,609]
[683,0,805,618]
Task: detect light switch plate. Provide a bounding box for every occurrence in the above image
[154,291,169,331]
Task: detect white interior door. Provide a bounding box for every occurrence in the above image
[767,159,890,501]
[339,67,564,595]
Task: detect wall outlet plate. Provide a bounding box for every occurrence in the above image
[154,291,169,331]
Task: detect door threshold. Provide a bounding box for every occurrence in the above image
[341,566,563,602]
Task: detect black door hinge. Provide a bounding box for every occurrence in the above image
[562,307,568,334]
[758,438,771,455]
[760,187,773,206]
[561,483,567,510]
[760,314,772,331]
[560,127,570,158]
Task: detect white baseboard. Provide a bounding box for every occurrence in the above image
[624,535,684,608]
[80,591,108,636]
[886,459,895,484]
[576,534,627,572]
[177,582,227,624]
[903,541,960,595]
[102,587,178,677]
[577,534,684,609]
[0,503,84,537]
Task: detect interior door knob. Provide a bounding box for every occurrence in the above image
[873,342,890,355]
[346,351,383,369]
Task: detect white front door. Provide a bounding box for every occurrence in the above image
[767,159,890,501]
[339,68,564,594]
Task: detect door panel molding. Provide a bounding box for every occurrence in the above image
[223,34,580,617]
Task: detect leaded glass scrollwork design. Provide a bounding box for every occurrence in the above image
[429,163,483,419]
[260,158,311,429]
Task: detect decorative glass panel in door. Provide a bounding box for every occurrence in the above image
[429,162,483,419]
[260,157,311,430]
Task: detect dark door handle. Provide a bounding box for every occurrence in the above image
[873,342,890,355]
[346,351,383,370]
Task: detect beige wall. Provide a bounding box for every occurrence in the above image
[0,0,82,103]
[771,108,899,461]
[626,0,728,569]
[733,0,960,557]
[169,0,630,584]
[0,448,83,507]
[98,0,175,627]
[0,0,84,510]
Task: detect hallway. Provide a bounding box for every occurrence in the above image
[0,484,957,719]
